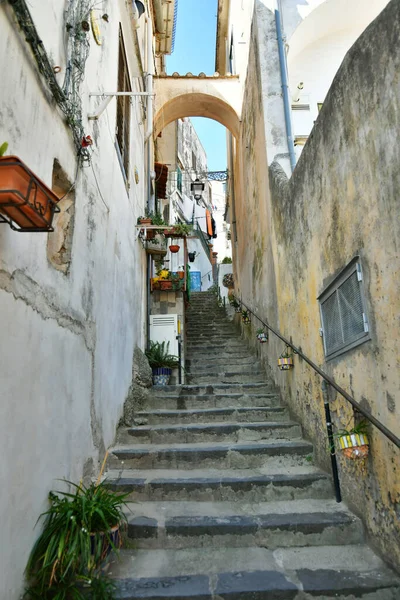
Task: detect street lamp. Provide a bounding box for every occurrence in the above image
[190,178,205,202]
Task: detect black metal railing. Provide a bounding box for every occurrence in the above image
[231,295,400,503]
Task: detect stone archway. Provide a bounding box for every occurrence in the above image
[154,75,242,139]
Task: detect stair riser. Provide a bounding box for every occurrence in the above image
[187,358,256,368]
[128,424,302,445]
[134,408,288,425]
[146,395,282,410]
[108,477,333,503]
[126,520,364,551]
[109,448,312,471]
[187,366,263,376]
[189,374,267,384]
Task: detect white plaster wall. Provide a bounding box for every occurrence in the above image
[0,1,151,596]
[211,180,231,260]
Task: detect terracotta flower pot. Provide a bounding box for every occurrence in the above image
[177,271,185,279]
[0,156,60,231]
[169,244,180,253]
[160,280,173,290]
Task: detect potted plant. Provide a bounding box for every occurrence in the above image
[177,266,185,280]
[0,143,61,232]
[278,348,294,370]
[146,233,167,257]
[25,479,129,599]
[256,328,268,343]
[145,341,179,385]
[164,222,193,238]
[335,420,369,460]
[241,309,251,324]
[222,273,234,289]
[231,298,242,313]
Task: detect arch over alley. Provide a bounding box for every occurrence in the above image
[154,75,242,139]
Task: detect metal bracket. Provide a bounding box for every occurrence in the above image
[88,92,155,120]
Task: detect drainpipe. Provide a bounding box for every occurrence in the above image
[274,8,296,173]
[145,13,154,349]
[228,133,237,243]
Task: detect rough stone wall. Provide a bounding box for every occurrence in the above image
[236,0,400,569]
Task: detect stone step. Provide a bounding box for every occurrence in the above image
[187,356,256,368]
[109,439,313,470]
[134,406,288,425]
[186,332,238,340]
[125,498,364,550]
[105,466,332,502]
[154,383,277,396]
[110,546,400,599]
[186,341,246,351]
[126,421,302,444]
[187,364,263,376]
[188,372,267,384]
[186,349,255,361]
[146,392,281,411]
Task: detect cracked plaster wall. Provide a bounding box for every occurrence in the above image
[235,0,400,570]
[0,1,150,597]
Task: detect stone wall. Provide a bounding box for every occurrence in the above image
[236,0,400,569]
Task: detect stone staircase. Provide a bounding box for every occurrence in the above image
[106,291,400,598]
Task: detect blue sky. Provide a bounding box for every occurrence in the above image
[166,0,227,171]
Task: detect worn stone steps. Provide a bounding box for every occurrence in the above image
[106,291,400,599]
[110,546,400,599]
[125,420,302,444]
[105,466,332,502]
[109,439,313,470]
[146,392,282,411]
[133,406,288,425]
[124,498,363,550]
[188,372,267,384]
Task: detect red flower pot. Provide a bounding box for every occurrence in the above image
[169,244,180,253]
[0,156,60,231]
[160,280,173,290]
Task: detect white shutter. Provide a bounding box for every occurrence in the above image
[150,314,179,356]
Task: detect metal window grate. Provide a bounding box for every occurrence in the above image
[319,260,370,359]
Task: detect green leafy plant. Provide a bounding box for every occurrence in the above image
[145,341,179,369]
[147,211,167,226]
[256,328,264,335]
[0,142,8,157]
[25,481,129,599]
[334,420,369,438]
[222,273,234,288]
[171,222,192,236]
[221,256,232,264]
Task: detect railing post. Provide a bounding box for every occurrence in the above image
[322,380,342,503]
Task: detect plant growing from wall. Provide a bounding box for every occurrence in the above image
[24,480,129,599]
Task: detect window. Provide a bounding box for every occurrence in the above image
[116,28,131,180]
[176,165,182,194]
[318,259,370,360]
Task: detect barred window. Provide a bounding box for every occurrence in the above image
[319,259,370,360]
[116,28,131,181]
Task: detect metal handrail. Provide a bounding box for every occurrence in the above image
[233,296,400,448]
[231,295,399,502]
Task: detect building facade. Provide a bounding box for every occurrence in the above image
[0,1,176,597]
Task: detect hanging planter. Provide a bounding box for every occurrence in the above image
[256,328,268,343]
[0,156,60,232]
[146,234,167,257]
[222,273,234,289]
[278,347,294,370]
[188,252,196,263]
[335,421,369,460]
[169,244,180,253]
[241,310,251,324]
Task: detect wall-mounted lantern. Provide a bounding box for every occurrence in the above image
[0,156,60,232]
[190,178,205,203]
